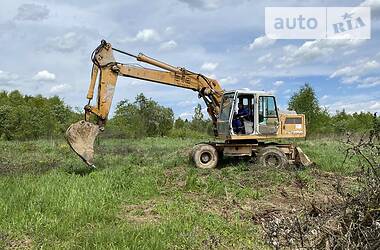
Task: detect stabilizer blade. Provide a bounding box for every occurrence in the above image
[295,146,313,167]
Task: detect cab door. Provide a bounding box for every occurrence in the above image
[216,92,236,137]
[258,96,279,134]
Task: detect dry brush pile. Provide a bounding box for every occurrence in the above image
[260,130,379,249]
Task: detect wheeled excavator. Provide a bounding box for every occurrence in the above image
[66,40,312,169]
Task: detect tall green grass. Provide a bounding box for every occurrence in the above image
[0,137,358,249]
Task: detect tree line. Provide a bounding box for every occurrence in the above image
[105,94,212,139]
[0,90,80,140]
[288,84,377,136]
[0,86,378,141]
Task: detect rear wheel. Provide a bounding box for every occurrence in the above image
[257,146,287,168]
[192,144,218,169]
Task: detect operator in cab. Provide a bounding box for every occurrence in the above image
[232,102,249,134]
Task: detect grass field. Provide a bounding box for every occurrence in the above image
[0,137,362,249]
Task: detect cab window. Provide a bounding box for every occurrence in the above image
[259,96,278,123]
[220,93,234,121]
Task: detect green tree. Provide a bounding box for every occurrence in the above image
[189,104,213,134]
[174,117,186,129]
[315,108,334,134]
[0,90,80,140]
[288,84,321,135]
[110,93,174,138]
[193,104,204,121]
[191,104,204,130]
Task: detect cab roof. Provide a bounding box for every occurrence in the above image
[224,89,275,96]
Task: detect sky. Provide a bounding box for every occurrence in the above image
[0,0,379,120]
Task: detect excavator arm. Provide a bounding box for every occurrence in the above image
[66,40,224,166]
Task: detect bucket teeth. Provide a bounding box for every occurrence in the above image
[65,120,99,166]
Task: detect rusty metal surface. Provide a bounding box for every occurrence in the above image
[223,145,253,156]
[65,120,99,167]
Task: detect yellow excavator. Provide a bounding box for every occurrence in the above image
[66,40,312,169]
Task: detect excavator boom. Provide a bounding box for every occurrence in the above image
[66,40,223,166]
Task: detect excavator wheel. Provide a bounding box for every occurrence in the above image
[257,146,288,169]
[190,144,201,161]
[192,144,218,169]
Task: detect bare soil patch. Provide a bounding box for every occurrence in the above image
[0,233,33,250]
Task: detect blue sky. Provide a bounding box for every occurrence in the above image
[0,0,379,119]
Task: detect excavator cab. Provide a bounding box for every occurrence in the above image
[217,90,284,138]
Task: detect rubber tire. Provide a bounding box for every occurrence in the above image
[189,144,201,162]
[192,144,218,169]
[257,146,287,169]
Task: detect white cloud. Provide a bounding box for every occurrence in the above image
[343,50,356,56]
[220,76,238,85]
[249,79,261,86]
[165,26,174,34]
[129,80,145,86]
[358,76,380,88]
[201,62,218,71]
[177,99,198,107]
[50,84,70,94]
[360,0,380,18]
[248,36,276,50]
[278,39,365,68]
[321,95,329,101]
[178,0,225,10]
[206,73,217,79]
[136,29,160,42]
[339,74,380,88]
[122,29,160,43]
[369,101,380,110]
[341,76,360,84]
[325,99,380,114]
[0,70,19,82]
[179,112,193,119]
[159,40,177,50]
[47,32,82,53]
[33,70,56,81]
[257,53,273,64]
[330,59,380,78]
[273,80,284,87]
[15,3,49,21]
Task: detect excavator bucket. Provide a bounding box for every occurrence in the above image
[65,120,100,167]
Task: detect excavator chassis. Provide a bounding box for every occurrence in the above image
[65,120,312,169]
[191,141,313,169]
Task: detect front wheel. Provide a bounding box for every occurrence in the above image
[192,144,218,169]
[257,146,288,169]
